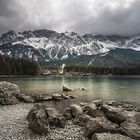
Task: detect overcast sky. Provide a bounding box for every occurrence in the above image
[0,0,140,35]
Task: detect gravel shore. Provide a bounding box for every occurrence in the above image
[0,103,84,140]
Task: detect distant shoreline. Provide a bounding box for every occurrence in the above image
[1,74,140,78]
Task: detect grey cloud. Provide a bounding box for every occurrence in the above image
[0,0,140,36]
[0,0,27,33]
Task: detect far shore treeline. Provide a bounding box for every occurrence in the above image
[65,65,140,75]
[0,54,40,75]
[47,64,140,75]
[0,54,140,75]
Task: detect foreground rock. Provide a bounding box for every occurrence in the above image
[92,133,134,140]
[0,103,84,140]
[26,100,140,140]
[27,108,49,134]
[0,81,20,95]
[16,93,35,103]
[0,95,18,105]
[46,108,67,128]
[70,104,83,117]
[101,104,126,125]
[120,112,140,140]
[0,81,76,105]
[76,101,140,140]
[0,81,19,105]
[84,117,119,139]
[27,104,49,134]
[0,81,35,104]
[82,102,104,118]
[63,85,72,91]
[27,103,67,134]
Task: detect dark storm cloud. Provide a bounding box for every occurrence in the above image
[0,0,140,36]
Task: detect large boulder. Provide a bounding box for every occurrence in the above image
[84,117,119,139]
[27,103,67,134]
[83,102,104,118]
[46,108,66,128]
[0,81,20,105]
[63,85,72,92]
[92,133,134,140]
[70,104,83,117]
[101,104,126,125]
[0,81,20,96]
[120,112,140,140]
[27,108,49,134]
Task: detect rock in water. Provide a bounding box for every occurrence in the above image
[16,93,34,103]
[0,81,20,105]
[0,81,20,96]
[42,95,52,101]
[63,85,72,91]
[23,94,53,102]
[80,87,86,91]
[20,95,34,103]
[92,133,134,140]
[52,93,63,100]
[71,104,83,117]
[62,93,71,99]
[32,94,43,101]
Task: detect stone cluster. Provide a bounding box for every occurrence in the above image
[27,100,140,140]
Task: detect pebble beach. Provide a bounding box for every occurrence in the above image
[0,103,84,140]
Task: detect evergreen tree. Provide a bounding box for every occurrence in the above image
[0,54,41,75]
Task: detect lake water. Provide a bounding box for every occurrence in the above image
[0,75,140,105]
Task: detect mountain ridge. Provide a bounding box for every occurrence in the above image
[0,29,140,67]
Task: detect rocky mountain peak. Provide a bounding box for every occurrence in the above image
[0,29,140,66]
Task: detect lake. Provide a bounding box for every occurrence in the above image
[0,75,140,105]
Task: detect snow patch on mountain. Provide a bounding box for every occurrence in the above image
[0,29,140,63]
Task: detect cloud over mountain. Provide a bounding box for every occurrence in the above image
[0,0,140,35]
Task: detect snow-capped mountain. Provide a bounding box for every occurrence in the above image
[0,29,140,67]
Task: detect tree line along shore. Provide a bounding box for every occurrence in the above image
[0,54,140,75]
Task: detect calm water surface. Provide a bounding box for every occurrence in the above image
[0,75,140,105]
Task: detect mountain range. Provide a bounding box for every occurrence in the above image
[0,29,140,67]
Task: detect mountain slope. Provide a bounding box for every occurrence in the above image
[0,29,140,67]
